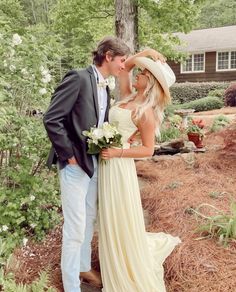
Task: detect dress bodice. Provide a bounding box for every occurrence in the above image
[109,105,137,148]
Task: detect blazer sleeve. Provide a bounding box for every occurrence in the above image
[43,70,80,162]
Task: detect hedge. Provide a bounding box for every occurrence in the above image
[166,95,224,114]
[170,82,230,104]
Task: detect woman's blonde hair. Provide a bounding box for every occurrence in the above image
[117,70,170,135]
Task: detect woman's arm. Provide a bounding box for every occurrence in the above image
[118,48,166,99]
[101,108,156,160]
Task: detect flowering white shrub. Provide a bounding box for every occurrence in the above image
[0,28,62,258]
[39,88,47,95]
[2,225,8,232]
[12,33,22,46]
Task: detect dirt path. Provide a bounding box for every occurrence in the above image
[193,107,236,115]
[192,106,236,128]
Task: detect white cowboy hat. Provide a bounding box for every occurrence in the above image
[134,57,176,102]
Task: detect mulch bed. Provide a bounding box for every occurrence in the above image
[8,120,236,292]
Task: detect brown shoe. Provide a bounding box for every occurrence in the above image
[80,269,102,288]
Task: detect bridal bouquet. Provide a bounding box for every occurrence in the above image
[82,122,123,154]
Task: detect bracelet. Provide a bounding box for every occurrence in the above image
[120,148,124,158]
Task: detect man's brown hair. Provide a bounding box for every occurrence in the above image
[92,36,130,66]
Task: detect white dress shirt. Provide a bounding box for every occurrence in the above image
[92,65,108,127]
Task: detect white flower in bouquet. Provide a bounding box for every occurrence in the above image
[83,122,122,155]
[102,122,118,140]
[91,128,104,140]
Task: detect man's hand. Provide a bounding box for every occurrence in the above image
[68,156,77,165]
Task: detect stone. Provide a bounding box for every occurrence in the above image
[180,141,197,153]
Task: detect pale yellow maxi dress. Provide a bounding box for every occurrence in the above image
[98,105,181,292]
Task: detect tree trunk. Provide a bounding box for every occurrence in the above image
[115,0,138,53]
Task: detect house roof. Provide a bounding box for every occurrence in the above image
[175,25,236,53]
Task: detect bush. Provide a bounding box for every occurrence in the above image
[224,83,236,106]
[183,96,224,112]
[210,115,230,132]
[0,108,61,258]
[0,267,56,292]
[0,29,62,260]
[159,127,181,143]
[166,96,224,113]
[170,82,229,104]
[159,115,182,143]
[208,88,225,100]
[190,201,236,246]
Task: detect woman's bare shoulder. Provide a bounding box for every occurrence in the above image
[143,107,155,121]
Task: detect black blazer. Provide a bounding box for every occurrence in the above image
[43,66,110,178]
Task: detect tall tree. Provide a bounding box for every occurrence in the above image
[115,0,138,53]
[0,0,27,31]
[52,0,114,68]
[19,0,57,25]
[49,0,206,69]
[196,0,236,29]
[114,0,205,59]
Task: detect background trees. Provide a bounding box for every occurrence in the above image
[196,0,236,29]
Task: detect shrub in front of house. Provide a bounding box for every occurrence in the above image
[181,96,224,112]
[166,96,224,113]
[208,88,225,100]
[224,83,236,106]
[170,82,229,104]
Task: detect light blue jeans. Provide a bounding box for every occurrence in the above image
[59,156,98,292]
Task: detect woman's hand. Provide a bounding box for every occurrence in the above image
[145,48,166,63]
[127,130,140,144]
[101,148,120,160]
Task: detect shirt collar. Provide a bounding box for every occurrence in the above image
[92,65,105,83]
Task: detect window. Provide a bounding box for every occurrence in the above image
[181,53,205,73]
[230,51,236,69]
[217,51,236,71]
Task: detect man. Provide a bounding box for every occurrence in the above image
[43,36,130,292]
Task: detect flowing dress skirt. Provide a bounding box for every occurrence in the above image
[98,156,181,292]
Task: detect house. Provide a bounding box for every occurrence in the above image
[168,25,236,83]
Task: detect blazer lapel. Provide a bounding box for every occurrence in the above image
[87,66,99,121]
[105,85,111,122]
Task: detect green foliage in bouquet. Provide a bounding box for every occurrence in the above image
[83,122,123,155]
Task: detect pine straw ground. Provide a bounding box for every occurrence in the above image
[8,120,236,292]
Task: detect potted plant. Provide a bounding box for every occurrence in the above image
[186,119,204,148]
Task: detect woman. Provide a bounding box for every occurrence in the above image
[99,49,181,291]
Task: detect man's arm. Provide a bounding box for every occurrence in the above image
[43,70,81,162]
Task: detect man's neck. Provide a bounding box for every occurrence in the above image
[95,64,109,79]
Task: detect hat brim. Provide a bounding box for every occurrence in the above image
[134,57,175,102]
